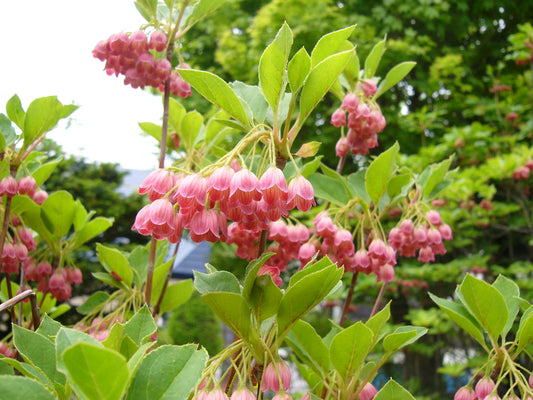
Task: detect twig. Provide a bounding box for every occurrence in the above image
[370,281,387,318]
[0,289,41,330]
[339,271,358,327]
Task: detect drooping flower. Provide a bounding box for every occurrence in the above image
[262,360,291,392]
[475,377,496,400]
[287,176,315,212]
[359,382,378,400]
[229,169,262,206]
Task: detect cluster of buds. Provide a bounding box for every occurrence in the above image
[194,359,292,400]
[92,30,192,98]
[331,85,386,157]
[0,176,48,205]
[455,375,533,400]
[36,267,82,302]
[512,160,533,180]
[133,166,315,246]
[388,210,453,263]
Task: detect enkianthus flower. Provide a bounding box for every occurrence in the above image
[262,360,291,392]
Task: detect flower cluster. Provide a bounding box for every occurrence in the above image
[133,166,315,247]
[331,89,386,157]
[93,30,192,97]
[512,160,533,180]
[0,176,48,205]
[388,210,453,263]
[193,360,292,400]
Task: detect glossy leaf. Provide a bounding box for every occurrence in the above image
[298,49,353,128]
[516,305,533,353]
[459,274,508,341]
[0,376,55,400]
[158,279,194,314]
[493,275,520,338]
[126,345,207,400]
[375,62,416,99]
[6,94,25,129]
[429,293,486,348]
[308,173,351,206]
[178,69,250,127]
[72,217,113,249]
[363,38,386,79]
[365,302,391,343]
[124,305,157,346]
[288,47,311,93]
[202,292,250,341]
[330,322,374,380]
[77,291,110,315]
[12,325,60,385]
[62,343,129,400]
[286,320,330,376]
[374,379,416,400]
[23,96,77,145]
[383,326,427,353]
[311,25,356,68]
[55,327,101,375]
[180,110,203,150]
[96,244,133,287]
[365,142,399,206]
[259,22,293,116]
[277,263,343,343]
[40,191,77,238]
[194,270,241,294]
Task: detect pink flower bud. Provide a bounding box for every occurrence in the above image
[331,108,347,127]
[359,382,378,400]
[33,190,48,205]
[426,210,442,226]
[341,93,359,113]
[0,176,18,197]
[262,360,291,392]
[17,176,36,197]
[475,377,495,400]
[129,30,148,54]
[454,386,475,400]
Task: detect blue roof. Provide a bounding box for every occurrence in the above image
[169,239,211,279]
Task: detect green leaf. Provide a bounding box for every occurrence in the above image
[308,173,351,206]
[180,111,203,150]
[158,279,194,313]
[516,306,533,353]
[31,158,62,187]
[55,327,102,375]
[277,264,343,343]
[178,69,250,128]
[420,157,452,199]
[62,343,129,400]
[365,142,399,206]
[289,256,334,287]
[0,114,15,150]
[288,47,311,93]
[383,326,427,353]
[23,96,77,145]
[366,302,391,342]
[40,190,77,238]
[230,82,269,123]
[0,357,51,386]
[96,244,133,287]
[72,217,113,249]
[134,0,157,21]
[0,356,14,375]
[129,245,149,287]
[374,379,416,400]
[493,275,520,339]
[298,49,353,127]
[120,335,139,360]
[77,291,110,315]
[102,323,126,352]
[330,322,374,380]
[375,61,416,99]
[259,22,293,116]
[310,25,356,67]
[194,270,241,294]
[248,273,283,323]
[202,292,250,340]
[6,94,25,129]
[459,274,508,341]
[387,174,412,202]
[124,305,157,346]
[12,325,61,385]
[429,293,486,348]
[347,170,371,205]
[126,345,208,400]
[285,320,330,376]
[0,376,55,400]
[363,38,386,79]
[186,0,226,27]
[36,315,62,339]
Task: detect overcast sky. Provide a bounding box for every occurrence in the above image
[0,1,166,170]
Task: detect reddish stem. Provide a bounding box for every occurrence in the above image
[370,282,387,317]
[339,271,358,327]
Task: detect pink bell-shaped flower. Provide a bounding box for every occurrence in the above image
[262,360,291,392]
[287,176,315,212]
[359,382,378,400]
[229,169,262,206]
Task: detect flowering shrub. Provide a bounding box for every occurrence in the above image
[0,1,531,400]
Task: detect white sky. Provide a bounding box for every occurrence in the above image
[0,0,166,170]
